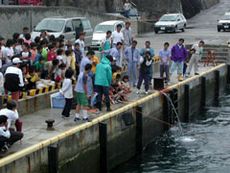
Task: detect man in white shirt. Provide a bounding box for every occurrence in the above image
[187,40,205,76]
[4,58,24,101]
[122,21,133,49]
[112,24,124,47]
[75,32,85,56]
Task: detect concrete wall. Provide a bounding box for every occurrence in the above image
[17,90,57,115]
[182,0,220,18]
[0,6,123,39]
[0,64,227,173]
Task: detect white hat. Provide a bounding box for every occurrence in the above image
[113,57,116,61]
[12,58,22,64]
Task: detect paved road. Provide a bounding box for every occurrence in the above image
[136,0,230,53]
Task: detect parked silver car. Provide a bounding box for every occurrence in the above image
[154,13,187,33]
[31,16,93,46]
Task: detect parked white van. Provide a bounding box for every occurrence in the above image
[91,20,125,49]
[31,16,93,46]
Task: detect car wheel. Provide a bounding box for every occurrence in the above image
[155,30,159,34]
[173,26,177,33]
[217,28,221,32]
[181,27,185,32]
[223,29,226,32]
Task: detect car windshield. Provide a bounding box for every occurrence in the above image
[34,19,65,32]
[159,15,177,21]
[94,24,114,33]
[221,15,230,20]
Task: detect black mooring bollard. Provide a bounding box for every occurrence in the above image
[201,76,206,110]
[99,122,107,173]
[48,144,59,173]
[136,106,143,154]
[184,84,190,123]
[214,70,220,106]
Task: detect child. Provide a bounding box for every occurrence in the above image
[101,30,112,51]
[34,45,43,63]
[30,42,37,63]
[74,64,92,121]
[159,42,171,83]
[121,75,131,94]
[26,66,40,90]
[56,48,65,65]
[137,51,153,95]
[20,42,32,65]
[47,44,57,62]
[60,69,74,118]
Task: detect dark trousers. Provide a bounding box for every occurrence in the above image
[62,98,73,117]
[137,72,150,92]
[96,85,110,111]
[0,130,23,148]
[160,64,169,81]
[183,63,187,76]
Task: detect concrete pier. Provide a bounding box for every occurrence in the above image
[0,64,228,173]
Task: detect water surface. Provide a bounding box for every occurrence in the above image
[112,90,230,173]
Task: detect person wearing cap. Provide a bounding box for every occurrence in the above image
[122,21,133,49]
[4,57,24,101]
[124,40,140,87]
[95,55,113,112]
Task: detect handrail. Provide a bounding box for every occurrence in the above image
[0,63,226,167]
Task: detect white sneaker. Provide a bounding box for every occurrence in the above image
[136,90,140,94]
[82,110,89,121]
[74,113,81,122]
[145,91,149,95]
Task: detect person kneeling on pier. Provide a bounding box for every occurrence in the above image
[0,115,23,152]
[0,100,23,132]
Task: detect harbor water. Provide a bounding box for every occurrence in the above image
[112,89,230,173]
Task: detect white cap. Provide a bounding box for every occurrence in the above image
[12,58,22,64]
[113,57,116,61]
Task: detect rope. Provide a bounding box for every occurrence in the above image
[135,109,173,127]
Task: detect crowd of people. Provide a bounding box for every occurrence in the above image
[0,21,205,151]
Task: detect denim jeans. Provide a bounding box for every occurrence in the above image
[170,61,184,75]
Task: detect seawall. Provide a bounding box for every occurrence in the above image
[0,6,123,39]
[0,64,228,173]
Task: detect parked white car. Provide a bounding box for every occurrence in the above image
[217,12,230,32]
[154,13,187,33]
[31,17,93,46]
[91,20,125,49]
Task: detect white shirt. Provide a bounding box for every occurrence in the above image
[75,39,85,56]
[112,31,124,45]
[0,126,10,138]
[60,79,73,99]
[0,108,19,128]
[2,47,14,64]
[5,66,24,87]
